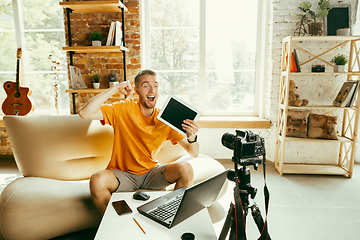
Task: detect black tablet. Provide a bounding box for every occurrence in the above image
[157,95,201,136]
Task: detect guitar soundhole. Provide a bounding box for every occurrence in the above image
[6,84,11,89]
[14,92,21,98]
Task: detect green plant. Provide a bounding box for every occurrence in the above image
[331,54,349,65]
[89,70,100,83]
[90,31,103,41]
[108,71,119,82]
[298,0,331,22]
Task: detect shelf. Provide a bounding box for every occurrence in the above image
[275,163,350,176]
[280,104,357,110]
[284,36,360,42]
[66,89,107,94]
[277,136,353,143]
[59,1,128,13]
[282,71,360,76]
[63,46,128,53]
[61,1,128,115]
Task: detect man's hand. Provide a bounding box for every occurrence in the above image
[116,81,132,95]
[182,119,199,141]
[179,119,200,157]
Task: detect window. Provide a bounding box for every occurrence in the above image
[142,0,266,116]
[0,0,69,115]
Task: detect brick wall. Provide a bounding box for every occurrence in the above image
[264,0,360,163]
[268,0,358,122]
[66,0,141,112]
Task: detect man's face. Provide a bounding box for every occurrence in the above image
[135,74,158,109]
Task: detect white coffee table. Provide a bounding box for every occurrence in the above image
[94,191,217,239]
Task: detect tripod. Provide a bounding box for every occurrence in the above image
[218,158,271,240]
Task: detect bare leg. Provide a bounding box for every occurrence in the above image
[89,170,119,215]
[164,162,194,189]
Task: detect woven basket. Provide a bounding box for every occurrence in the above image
[308,22,322,36]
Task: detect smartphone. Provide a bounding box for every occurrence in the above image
[112,200,133,215]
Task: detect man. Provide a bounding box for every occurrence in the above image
[79,69,200,215]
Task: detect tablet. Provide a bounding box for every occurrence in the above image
[157,95,201,136]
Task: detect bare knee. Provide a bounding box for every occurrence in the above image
[165,162,194,188]
[178,162,194,181]
[90,170,118,195]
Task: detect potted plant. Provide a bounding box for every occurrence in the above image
[108,71,119,87]
[331,54,349,72]
[90,31,103,46]
[297,0,331,36]
[89,70,100,88]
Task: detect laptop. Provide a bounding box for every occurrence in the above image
[157,95,201,136]
[137,169,229,228]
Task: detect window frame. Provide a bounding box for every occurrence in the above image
[0,0,68,116]
[140,0,269,117]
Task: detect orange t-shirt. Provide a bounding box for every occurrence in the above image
[100,98,184,175]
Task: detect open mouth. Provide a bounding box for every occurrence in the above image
[147,96,155,102]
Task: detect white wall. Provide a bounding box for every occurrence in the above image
[200,0,360,163]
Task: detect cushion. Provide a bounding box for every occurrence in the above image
[0,177,101,240]
[307,113,338,140]
[286,110,309,138]
[4,115,113,180]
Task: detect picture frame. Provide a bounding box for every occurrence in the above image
[69,66,87,89]
[324,4,351,36]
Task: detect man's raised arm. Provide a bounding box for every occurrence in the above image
[78,81,132,120]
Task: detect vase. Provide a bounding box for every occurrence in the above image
[93,82,100,89]
[337,28,350,36]
[334,65,345,73]
[308,22,322,36]
[92,40,101,46]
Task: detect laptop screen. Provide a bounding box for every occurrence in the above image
[171,169,228,227]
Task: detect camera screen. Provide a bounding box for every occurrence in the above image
[241,142,255,158]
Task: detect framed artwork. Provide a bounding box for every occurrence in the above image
[324,5,351,36]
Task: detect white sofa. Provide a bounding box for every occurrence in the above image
[0,115,226,240]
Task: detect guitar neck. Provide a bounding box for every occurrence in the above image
[15,48,21,93]
[16,58,20,93]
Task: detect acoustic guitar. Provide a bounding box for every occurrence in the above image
[2,48,32,116]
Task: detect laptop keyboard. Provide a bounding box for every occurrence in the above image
[148,195,183,221]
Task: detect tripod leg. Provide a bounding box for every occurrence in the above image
[251,203,271,240]
[218,203,235,240]
[229,221,236,240]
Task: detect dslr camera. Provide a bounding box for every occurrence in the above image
[219,130,270,240]
[221,130,264,166]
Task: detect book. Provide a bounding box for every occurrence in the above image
[69,66,87,89]
[106,21,116,46]
[333,81,358,107]
[294,49,301,72]
[115,21,123,46]
[345,81,360,107]
[290,52,298,72]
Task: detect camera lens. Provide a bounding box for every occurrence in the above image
[221,132,236,150]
